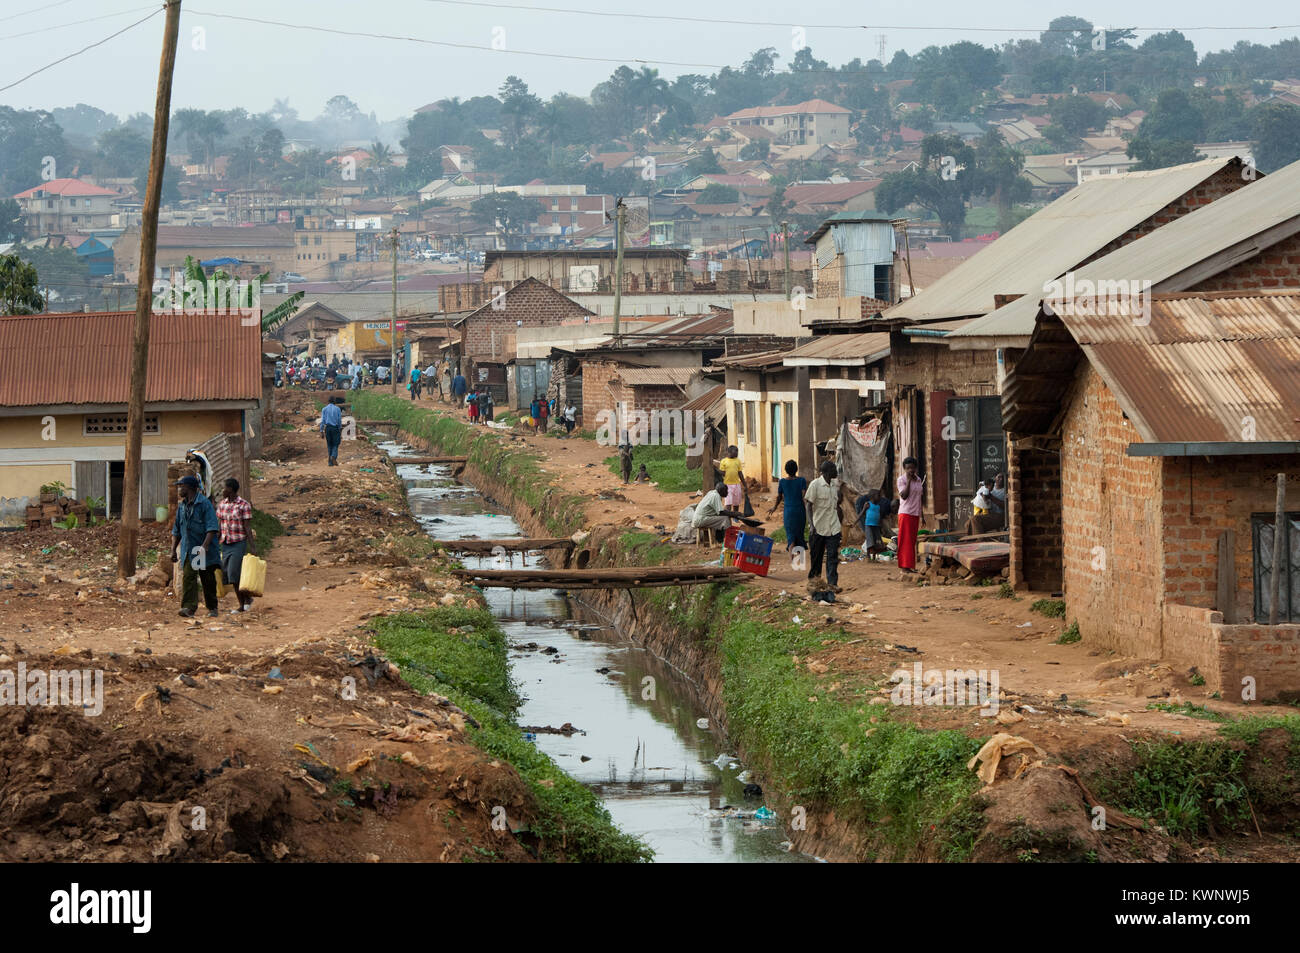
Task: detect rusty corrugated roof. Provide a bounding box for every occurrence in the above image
[680,383,726,421]
[782,332,891,363]
[1061,291,1300,443]
[615,367,696,387]
[0,311,263,407]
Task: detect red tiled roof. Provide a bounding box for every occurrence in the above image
[0,311,262,407]
[13,177,119,199]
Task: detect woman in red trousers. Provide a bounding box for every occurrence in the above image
[895,456,925,573]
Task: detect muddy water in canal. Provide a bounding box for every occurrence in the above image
[384,442,811,863]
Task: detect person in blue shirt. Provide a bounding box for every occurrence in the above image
[855,488,885,560]
[768,459,808,552]
[170,474,220,618]
[452,371,467,403]
[320,396,344,466]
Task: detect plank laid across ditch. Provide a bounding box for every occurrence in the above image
[452,565,747,590]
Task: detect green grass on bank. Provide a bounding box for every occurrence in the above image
[251,508,285,556]
[601,443,699,493]
[350,392,588,536]
[370,605,651,863]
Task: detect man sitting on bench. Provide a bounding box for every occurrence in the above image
[692,481,740,541]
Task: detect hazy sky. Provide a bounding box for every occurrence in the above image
[2,0,1297,121]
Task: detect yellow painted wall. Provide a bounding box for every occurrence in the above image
[0,410,237,451]
[0,463,72,500]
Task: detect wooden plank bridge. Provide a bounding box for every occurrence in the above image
[452,564,746,590]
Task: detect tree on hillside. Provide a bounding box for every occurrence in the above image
[697,184,740,204]
[0,200,24,244]
[0,254,43,315]
[1253,101,1300,172]
[0,107,69,197]
[469,192,544,247]
[1049,95,1107,137]
[911,42,1002,117]
[96,127,150,178]
[1041,15,1094,57]
[875,134,977,237]
[687,149,723,176]
[1126,88,1206,170]
[499,76,541,149]
[401,101,488,183]
[970,130,1031,231]
[14,245,91,308]
[172,108,226,169]
[136,160,182,206]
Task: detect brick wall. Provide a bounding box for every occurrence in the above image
[1218,623,1300,702]
[1187,231,1300,292]
[1009,445,1063,591]
[461,278,592,366]
[1162,603,1224,689]
[1160,454,1300,622]
[581,360,621,432]
[1059,364,1165,658]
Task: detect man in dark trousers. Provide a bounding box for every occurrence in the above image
[320,395,344,466]
[171,474,220,618]
[804,460,847,594]
[452,369,467,405]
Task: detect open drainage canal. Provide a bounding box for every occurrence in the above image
[383,441,813,863]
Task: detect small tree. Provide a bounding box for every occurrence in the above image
[0,254,43,315]
[696,184,740,204]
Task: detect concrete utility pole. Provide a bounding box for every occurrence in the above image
[782,220,792,300]
[612,199,626,346]
[389,226,398,394]
[1269,473,1287,625]
[117,0,181,580]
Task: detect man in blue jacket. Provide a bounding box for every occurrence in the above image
[171,474,220,618]
[320,395,344,466]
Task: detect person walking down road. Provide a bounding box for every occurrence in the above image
[425,364,437,400]
[537,397,550,433]
[562,403,576,436]
[452,370,467,404]
[804,460,847,592]
[619,435,635,484]
[896,456,925,573]
[467,389,479,424]
[171,474,220,618]
[217,477,256,614]
[320,396,344,466]
[409,364,422,400]
[769,459,808,552]
[856,488,885,561]
[479,389,494,423]
[714,445,745,511]
[692,481,736,540]
[528,397,541,433]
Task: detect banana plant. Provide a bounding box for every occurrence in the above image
[176,256,304,333]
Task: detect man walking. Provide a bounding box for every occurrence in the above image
[452,368,467,405]
[171,474,220,618]
[409,364,422,400]
[217,477,256,614]
[804,460,846,593]
[320,395,344,466]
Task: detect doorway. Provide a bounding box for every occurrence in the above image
[108,461,125,518]
[945,396,1006,529]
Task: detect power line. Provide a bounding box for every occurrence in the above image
[0,5,159,43]
[0,0,77,24]
[418,1,1300,34]
[185,10,726,68]
[0,7,162,94]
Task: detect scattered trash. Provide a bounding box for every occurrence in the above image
[711,753,735,770]
[1016,622,1033,628]
[753,805,775,820]
[696,718,710,729]
[791,615,802,625]
[744,783,764,800]
[268,667,284,680]
[522,732,537,742]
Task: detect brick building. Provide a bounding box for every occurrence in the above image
[453,277,593,405]
[1003,292,1300,699]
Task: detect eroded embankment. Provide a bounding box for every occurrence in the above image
[354,393,1300,863]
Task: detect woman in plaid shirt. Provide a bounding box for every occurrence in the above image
[217,478,257,613]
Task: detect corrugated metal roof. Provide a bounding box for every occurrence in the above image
[615,367,697,387]
[680,383,726,421]
[712,348,789,368]
[1066,292,1300,443]
[954,157,1300,341]
[888,157,1241,324]
[0,311,262,407]
[782,332,891,363]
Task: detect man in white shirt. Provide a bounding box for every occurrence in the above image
[692,481,735,539]
[804,460,847,591]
